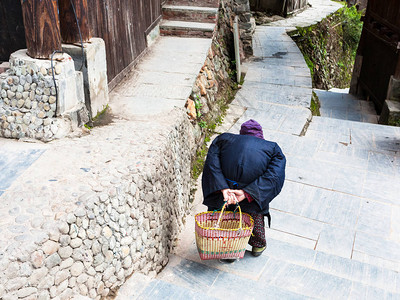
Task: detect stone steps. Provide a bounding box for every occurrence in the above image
[118,235,400,299]
[162,5,218,23]
[315,89,379,124]
[305,115,400,155]
[160,20,216,38]
[161,0,218,38]
[166,0,219,8]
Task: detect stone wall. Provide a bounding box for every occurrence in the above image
[0,50,87,142]
[0,110,195,300]
[186,0,253,123]
[233,0,256,56]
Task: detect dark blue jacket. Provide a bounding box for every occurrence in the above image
[202,133,286,215]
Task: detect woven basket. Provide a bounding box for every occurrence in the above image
[195,203,254,260]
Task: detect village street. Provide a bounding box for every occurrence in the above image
[116,1,400,299]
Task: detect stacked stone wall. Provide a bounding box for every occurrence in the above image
[0,110,195,299]
[0,51,86,142]
[187,0,252,123]
[233,0,256,56]
[0,59,58,140]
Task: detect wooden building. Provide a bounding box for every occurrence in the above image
[249,0,308,17]
[350,0,400,112]
[0,0,162,85]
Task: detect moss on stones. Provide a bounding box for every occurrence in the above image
[289,5,363,89]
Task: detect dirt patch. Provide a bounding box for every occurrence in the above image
[252,11,285,25]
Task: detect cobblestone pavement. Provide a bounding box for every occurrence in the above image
[117,1,400,299]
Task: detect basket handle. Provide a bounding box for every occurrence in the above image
[215,202,243,230]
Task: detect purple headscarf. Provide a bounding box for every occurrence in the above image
[240,119,264,139]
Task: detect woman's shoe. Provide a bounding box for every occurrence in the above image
[219,258,237,263]
[251,246,266,257]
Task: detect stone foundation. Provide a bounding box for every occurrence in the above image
[0,50,87,142]
[0,110,195,299]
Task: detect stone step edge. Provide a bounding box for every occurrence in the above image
[314,89,370,102]
[163,5,218,13]
[160,20,215,32]
[263,235,400,293]
[154,254,315,300]
[165,0,220,8]
[163,251,400,299]
[310,115,395,129]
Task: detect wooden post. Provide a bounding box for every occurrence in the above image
[20,0,62,59]
[59,0,91,44]
[395,51,400,80]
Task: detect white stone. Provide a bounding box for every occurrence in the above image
[71,261,85,277]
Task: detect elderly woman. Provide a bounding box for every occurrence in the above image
[202,119,286,258]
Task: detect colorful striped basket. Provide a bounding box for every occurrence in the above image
[195,203,254,260]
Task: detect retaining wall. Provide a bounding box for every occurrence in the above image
[0,110,195,300]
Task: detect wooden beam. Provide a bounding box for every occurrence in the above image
[20,0,62,59]
[395,50,400,79]
[59,0,91,44]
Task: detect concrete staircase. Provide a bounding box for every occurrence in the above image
[315,89,379,124]
[160,0,219,38]
[117,237,400,299]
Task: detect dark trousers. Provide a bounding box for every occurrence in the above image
[248,213,266,248]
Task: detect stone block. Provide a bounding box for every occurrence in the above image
[379,100,400,126]
[0,62,10,73]
[271,262,353,298]
[315,225,354,258]
[146,25,160,48]
[62,38,109,118]
[9,50,80,116]
[387,76,400,101]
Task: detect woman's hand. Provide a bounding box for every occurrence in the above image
[230,189,246,202]
[221,189,247,204]
[221,189,238,205]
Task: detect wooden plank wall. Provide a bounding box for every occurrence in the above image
[0,0,26,61]
[87,0,162,84]
[0,0,162,83]
[357,0,400,111]
[286,0,308,15]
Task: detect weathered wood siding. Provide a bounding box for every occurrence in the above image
[249,0,307,16]
[0,0,26,61]
[0,1,161,83]
[357,0,400,111]
[285,0,308,15]
[87,0,162,84]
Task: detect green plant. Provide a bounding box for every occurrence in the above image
[311,91,321,116]
[194,96,203,118]
[289,4,363,89]
[192,143,209,180]
[199,121,207,128]
[341,6,363,58]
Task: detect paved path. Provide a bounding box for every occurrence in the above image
[118,1,400,299]
[316,88,379,124]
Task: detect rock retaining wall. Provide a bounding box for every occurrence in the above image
[0,110,195,300]
[187,0,252,123]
